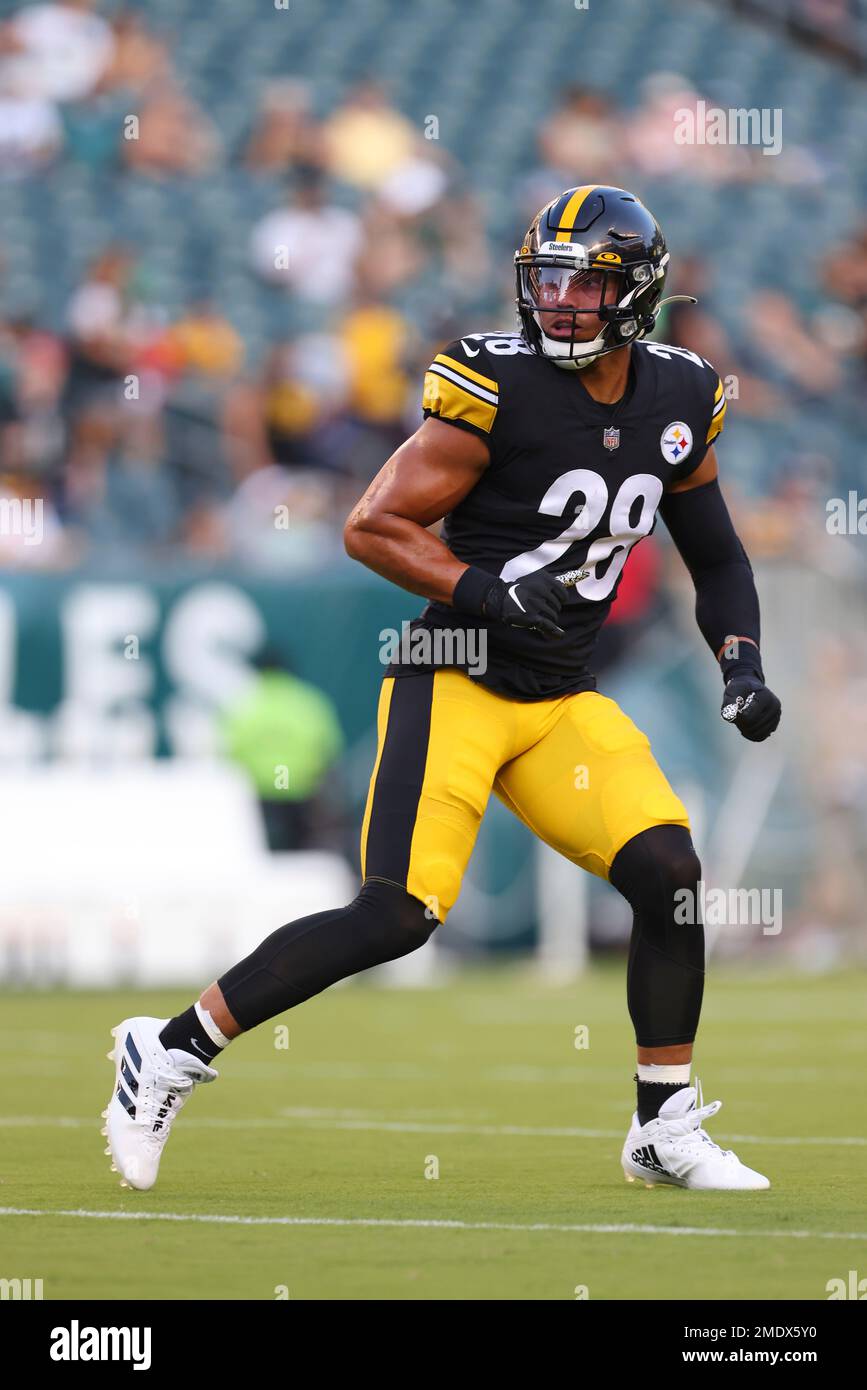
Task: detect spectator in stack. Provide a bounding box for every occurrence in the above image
[0,318,23,472]
[626,72,751,182]
[166,299,244,380]
[0,64,63,176]
[321,79,418,191]
[158,299,247,528]
[62,246,140,507]
[122,78,221,175]
[223,449,345,572]
[538,86,625,187]
[662,256,782,419]
[102,8,171,95]
[258,334,351,473]
[63,10,174,170]
[0,0,115,104]
[243,80,324,172]
[745,289,843,401]
[250,167,363,304]
[338,292,415,472]
[1,312,66,486]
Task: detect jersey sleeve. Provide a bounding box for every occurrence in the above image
[705,370,727,448]
[421,338,499,441]
[666,360,728,485]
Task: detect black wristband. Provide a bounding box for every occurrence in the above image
[452,565,500,617]
[718,636,764,684]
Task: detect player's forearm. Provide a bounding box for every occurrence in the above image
[343,508,469,605]
[660,478,763,678]
[693,561,762,678]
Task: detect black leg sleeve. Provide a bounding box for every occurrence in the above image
[218,880,437,1031]
[609,824,705,1049]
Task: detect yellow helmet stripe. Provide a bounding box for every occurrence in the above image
[554,185,597,242]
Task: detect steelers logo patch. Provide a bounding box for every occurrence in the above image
[660,421,693,465]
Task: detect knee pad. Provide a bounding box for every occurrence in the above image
[611,824,702,953]
[347,878,440,957]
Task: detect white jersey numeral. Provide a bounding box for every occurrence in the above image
[500,471,663,602]
[457,333,534,357]
[644,342,708,369]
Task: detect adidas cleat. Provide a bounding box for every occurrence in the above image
[621,1082,770,1191]
[103,1016,217,1191]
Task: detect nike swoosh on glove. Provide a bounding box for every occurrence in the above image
[484,571,566,640]
[721,674,781,742]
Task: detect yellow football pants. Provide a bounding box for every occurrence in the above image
[360,669,690,922]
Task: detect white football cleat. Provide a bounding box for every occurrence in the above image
[621,1081,770,1191]
[103,1016,218,1191]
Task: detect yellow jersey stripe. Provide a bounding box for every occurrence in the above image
[555,185,597,241]
[434,353,498,394]
[706,399,727,444]
[423,370,497,434]
[428,362,497,405]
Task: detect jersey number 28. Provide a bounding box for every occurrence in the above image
[499,470,663,600]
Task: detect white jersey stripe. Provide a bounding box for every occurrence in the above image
[428,363,499,406]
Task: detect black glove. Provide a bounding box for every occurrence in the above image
[721,673,781,742]
[453,566,565,639]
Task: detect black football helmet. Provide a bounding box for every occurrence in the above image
[515,185,691,370]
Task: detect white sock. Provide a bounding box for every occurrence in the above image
[636,1062,691,1086]
[194,999,231,1050]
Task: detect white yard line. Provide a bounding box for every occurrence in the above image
[0,1206,865,1242]
[0,1112,864,1145]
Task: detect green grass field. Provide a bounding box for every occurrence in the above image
[1,964,865,1301]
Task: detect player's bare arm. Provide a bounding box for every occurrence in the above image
[343,415,489,604]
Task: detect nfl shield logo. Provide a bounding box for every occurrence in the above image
[603,426,620,451]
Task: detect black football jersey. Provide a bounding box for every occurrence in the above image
[389,331,727,700]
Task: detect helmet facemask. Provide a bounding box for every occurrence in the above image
[515,245,667,371]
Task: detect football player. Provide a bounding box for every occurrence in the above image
[104,185,780,1192]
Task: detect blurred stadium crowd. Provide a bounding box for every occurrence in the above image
[735,0,867,65]
[0,0,866,572]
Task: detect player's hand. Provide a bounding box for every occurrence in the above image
[721,674,781,742]
[484,571,566,639]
